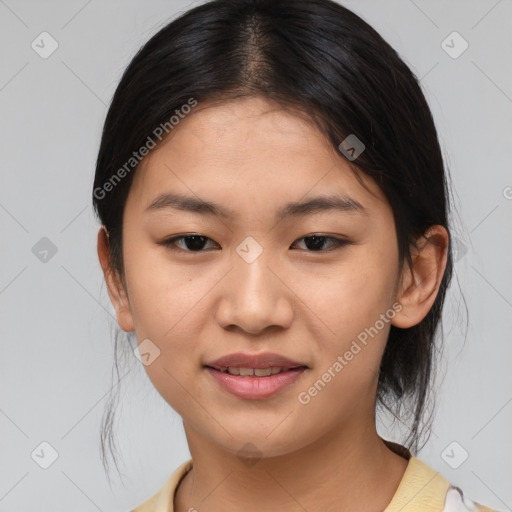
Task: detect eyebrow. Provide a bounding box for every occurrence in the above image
[144,192,367,221]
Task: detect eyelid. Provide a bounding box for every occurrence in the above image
[291,235,349,251]
[159,234,219,252]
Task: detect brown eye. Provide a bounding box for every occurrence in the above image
[291,235,349,252]
[160,235,219,252]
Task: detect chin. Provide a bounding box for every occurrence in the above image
[217,430,311,461]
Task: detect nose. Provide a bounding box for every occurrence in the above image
[214,247,294,335]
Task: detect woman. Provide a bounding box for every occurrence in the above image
[93,0,500,510]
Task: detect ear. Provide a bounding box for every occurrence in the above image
[97,226,135,332]
[391,225,449,329]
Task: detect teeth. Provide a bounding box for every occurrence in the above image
[221,366,289,376]
[254,368,272,377]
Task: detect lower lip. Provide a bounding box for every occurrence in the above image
[205,367,307,399]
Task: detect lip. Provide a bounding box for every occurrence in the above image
[205,366,307,399]
[204,351,307,370]
[203,351,309,400]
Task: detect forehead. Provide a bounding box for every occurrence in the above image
[126,96,387,217]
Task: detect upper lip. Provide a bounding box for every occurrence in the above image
[204,352,308,370]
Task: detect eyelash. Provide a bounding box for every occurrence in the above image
[159,234,350,253]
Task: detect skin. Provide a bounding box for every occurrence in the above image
[97,96,449,512]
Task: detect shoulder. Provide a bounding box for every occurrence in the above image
[442,485,502,512]
[384,456,502,512]
[130,459,193,512]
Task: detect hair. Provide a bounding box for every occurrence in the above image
[93,0,455,481]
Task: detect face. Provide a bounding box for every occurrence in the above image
[108,96,406,458]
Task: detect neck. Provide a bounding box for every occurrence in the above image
[174,421,409,512]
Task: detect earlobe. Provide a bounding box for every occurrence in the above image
[97,226,135,332]
[391,225,449,329]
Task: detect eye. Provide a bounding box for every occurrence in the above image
[159,233,349,253]
[160,234,219,252]
[290,235,349,252]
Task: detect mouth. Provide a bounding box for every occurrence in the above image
[203,365,308,399]
[204,365,308,376]
[203,351,309,372]
[202,351,309,399]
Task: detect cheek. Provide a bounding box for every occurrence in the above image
[122,241,224,372]
[122,242,212,407]
[292,249,398,347]
[294,259,397,426]
[290,244,399,413]
[123,241,197,333]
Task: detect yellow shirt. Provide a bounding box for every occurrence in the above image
[131,440,500,512]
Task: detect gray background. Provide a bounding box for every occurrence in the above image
[1,0,511,511]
